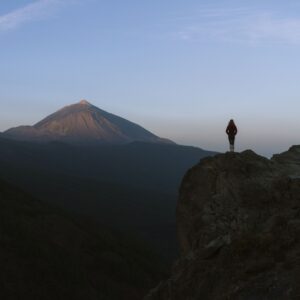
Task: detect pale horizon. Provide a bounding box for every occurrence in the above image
[0,98,296,157]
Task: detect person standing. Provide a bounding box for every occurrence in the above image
[226,119,238,152]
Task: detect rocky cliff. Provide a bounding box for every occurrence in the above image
[146,146,300,300]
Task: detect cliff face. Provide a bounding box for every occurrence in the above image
[146,147,300,300]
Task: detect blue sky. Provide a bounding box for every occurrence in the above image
[1,0,300,156]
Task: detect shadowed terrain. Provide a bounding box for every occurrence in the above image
[0,178,167,300]
[0,100,216,290]
[0,136,216,260]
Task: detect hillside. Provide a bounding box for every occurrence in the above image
[0,178,166,300]
[0,137,216,260]
[146,147,300,299]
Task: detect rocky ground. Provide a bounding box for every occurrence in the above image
[145,146,300,300]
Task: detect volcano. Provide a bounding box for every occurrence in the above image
[4,100,173,144]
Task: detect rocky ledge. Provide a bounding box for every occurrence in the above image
[146,146,300,300]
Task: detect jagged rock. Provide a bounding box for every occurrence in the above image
[145,146,300,300]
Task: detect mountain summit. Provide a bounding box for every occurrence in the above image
[4,100,173,144]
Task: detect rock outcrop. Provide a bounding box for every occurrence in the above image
[146,147,300,300]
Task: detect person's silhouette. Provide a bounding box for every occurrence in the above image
[226,119,238,152]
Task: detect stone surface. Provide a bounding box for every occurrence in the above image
[145,146,300,300]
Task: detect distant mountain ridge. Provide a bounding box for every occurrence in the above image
[3,100,174,144]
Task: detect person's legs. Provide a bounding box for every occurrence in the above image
[228,136,235,152]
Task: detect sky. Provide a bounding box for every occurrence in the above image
[1,0,300,157]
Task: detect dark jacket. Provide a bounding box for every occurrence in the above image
[226,121,237,137]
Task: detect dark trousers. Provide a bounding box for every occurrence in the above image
[228,135,235,145]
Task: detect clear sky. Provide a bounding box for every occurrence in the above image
[1,0,300,156]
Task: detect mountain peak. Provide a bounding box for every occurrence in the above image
[78,99,91,105]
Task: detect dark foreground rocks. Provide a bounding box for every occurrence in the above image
[146,146,300,300]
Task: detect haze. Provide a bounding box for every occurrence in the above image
[1,0,300,157]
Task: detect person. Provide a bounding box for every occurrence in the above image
[226,119,237,152]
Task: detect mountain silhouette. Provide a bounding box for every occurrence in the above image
[3,100,173,144]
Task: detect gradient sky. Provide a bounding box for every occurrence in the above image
[1,0,300,156]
